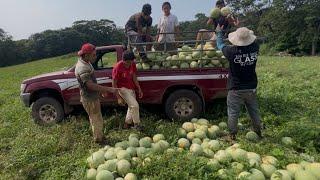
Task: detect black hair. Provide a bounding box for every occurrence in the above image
[142,4,152,16]
[123,50,135,61]
[216,0,225,6]
[162,2,171,9]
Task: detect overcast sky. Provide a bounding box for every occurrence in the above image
[0,0,217,40]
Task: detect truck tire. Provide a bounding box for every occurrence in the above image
[165,90,203,121]
[32,97,64,125]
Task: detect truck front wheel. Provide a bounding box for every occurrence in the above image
[32,97,64,125]
[165,90,203,121]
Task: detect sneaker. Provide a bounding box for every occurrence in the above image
[132,124,144,131]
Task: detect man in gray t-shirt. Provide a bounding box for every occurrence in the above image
[75,43,116,144]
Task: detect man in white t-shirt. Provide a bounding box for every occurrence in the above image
[155,2,180,54]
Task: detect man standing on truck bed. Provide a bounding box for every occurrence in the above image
[196,0,239,47]
[155,2,180,54]
[216,25,262,141]
[75,43,117,144]
[112,51,143,130]
[125,4,153,62]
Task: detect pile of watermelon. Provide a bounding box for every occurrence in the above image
[135,43,229,70]
[85,118,320,180]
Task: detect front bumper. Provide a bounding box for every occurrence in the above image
[20,93,31,107]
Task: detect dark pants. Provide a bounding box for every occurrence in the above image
[127,30,152,59]
[227,89,262,135]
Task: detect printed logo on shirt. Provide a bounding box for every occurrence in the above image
[233,52,258,66]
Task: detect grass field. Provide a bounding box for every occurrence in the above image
[0,55,319,179]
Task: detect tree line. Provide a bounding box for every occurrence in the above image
[0,0,319,67]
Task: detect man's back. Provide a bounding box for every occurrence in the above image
[222,42,259,90]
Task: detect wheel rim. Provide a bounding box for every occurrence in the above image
[173,97,194,117]
[39,104,57,123]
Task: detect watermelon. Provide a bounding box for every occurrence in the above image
[207,125,220,139]
[261,163,277,178]
[136,63,142,70]
[190,143,203,156]
[124,173,137,180]
[246,131,259,142]
[230,148,248,162]
[136,147,148,158]
[128,137,139,147]
[104,150,116,161]
[221,7,232,16]
[96,170,114,180]
[262,156,278,166]
[194,129,207,139]
[153,134,165,143]
[250,168,266,180]
[203,148,215,158]
[129,133,139,140]
[139,137,152,148]
[182,45,191,51]
[117,159,131,176]
[271,170,292,180]
[115,141,129,149]
[186,56,193,60]
[88,151,105,168]
[152,64,160,70]
[214,150,232,163]
[142,63,150,70]
[171,66,178,69]
[190,61,199,68]
[210,8,221,19]
[187,132,195,141]
[232,162,245,174]
[207,140,221,151]
[126,147,137,157]
[218,122,228,130]
[192,138,202,145]
[180,62,189,69]
[305,163,320,179]
[182,122,195,132]
[86,168,97,180]
[286,163,303,177]
[192,51,201,58]
[178,138,190,149]
[295,170,317,180]
[166,56,172,61]
[178,128,187,138]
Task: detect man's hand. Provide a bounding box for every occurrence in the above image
[216,24,224,33]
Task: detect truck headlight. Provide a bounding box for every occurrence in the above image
[20,84,26,93]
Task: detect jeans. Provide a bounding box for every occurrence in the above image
[227,89,262,135]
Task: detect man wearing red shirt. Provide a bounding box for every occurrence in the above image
[112,51,143,130]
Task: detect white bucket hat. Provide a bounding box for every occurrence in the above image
[228,27,256,46]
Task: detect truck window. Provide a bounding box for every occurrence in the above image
[95,51,117,69]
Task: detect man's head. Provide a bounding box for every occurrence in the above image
[228,27,257,46]
[216,0,225,9]
[162,2,171,16]
[78,43,96,63]
[142,4,152,19]
[123,50,135,66]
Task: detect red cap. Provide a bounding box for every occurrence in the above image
[78,43,96,56]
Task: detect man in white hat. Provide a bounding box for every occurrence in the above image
[216,25,262,141]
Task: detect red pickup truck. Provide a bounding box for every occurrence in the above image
[20,44,228,125]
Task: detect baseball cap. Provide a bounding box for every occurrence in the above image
[78,43,96,56]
